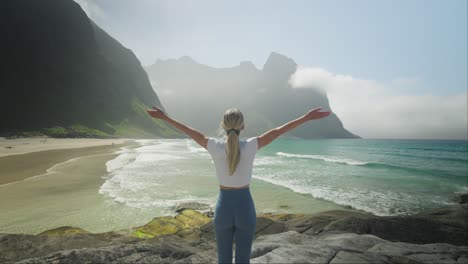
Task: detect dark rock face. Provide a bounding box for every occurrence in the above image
[456,193,468,204]
[0,0,182,138]
[260,205,468,246]
[145,52,360,139]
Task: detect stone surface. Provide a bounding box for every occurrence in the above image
[250,231,468,264]
[132,209,211,239]
[37,226,90,235]
[323,204,468,246]
[15,235,216,264]
[174,202,211,213]
[2,200,467,263]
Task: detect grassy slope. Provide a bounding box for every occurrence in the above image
[10,98,185,139]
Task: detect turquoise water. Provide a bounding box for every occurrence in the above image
[100,138,468,217]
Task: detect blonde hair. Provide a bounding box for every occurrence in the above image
[217,108,244,176]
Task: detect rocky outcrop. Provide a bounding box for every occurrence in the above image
[13,234,217,264]
[250,231,468,264]
[132,209,212,239]
[1,203,467,263]
[4,229,467,264]
[261,205,468,246]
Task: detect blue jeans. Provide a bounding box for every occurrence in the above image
[214,187,256,264]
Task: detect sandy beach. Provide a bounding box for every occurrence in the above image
[0,137,136,185]
[0,137,134,157]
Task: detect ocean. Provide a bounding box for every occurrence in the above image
[1,138,467,235]
[101,138,468,217]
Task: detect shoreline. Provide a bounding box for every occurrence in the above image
[1,137,465,237]
[0,137,136,158]
[0,138,139,186]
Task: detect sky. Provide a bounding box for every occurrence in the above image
[75,0,467,139]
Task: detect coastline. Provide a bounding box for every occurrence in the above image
[0,137,353,236]
[1,137,467,263]
[0,137,135,158]
[0,137,138,185]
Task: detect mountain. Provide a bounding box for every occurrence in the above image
[145,52,360,138]
[0,0,183,138]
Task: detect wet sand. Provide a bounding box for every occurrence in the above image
[0,138,136,185]
[0,139,157,235]
[0,137,132,157]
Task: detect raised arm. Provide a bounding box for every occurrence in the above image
[146,106,209,149]
[257,107,331,150]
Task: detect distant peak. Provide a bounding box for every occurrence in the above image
[263,51,297,75]
[178,56,197,64]
[239,60,257,70]
[267,51,290,60]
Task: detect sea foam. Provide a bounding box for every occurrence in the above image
[276,152,368,166]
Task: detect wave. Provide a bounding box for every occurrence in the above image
[275,151,464,178]
[99,188,216,210]
[254,156,285,166]
[276,152,369,166]
[185,139,208,154]
[253,174,457,216]
[382,152,468,163]
[402,146,467,153]
[363,162,463,178]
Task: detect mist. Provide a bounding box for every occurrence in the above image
[289,66,468,139]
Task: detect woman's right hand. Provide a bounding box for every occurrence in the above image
[304,107,332,120]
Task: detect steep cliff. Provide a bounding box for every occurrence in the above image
[0,0,183,138]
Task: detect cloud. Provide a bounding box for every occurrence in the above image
[73,0,105,23]
[289,66,468,139]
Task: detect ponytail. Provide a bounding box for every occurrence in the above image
[218,108,244,176]
[226,129,241,175]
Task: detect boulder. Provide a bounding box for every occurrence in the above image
[37,226,90,235]
[174,201,211,213]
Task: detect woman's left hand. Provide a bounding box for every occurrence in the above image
[146,106,168,120]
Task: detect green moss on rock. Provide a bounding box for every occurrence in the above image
[132,209,211,239]
[37,226,90,235]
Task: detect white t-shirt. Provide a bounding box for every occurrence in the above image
[207,136,258,187]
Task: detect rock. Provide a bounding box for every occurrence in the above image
[175,202,211,213]
[0,232,139,263]
[255,217,286,237]
[37,226,90,235]
[459,194,468,204]
[132,209,211,239]
[251,231,337,264]
[250,230,468,264]
[329,251,391,264]
[452,193,468,204]
[15,234,217,264]
[203,209,214,218]
[257,205,468,246]
[368,241,468,264]
[2,205,468,263]
[323,204,468,246]
[270,210,372,235]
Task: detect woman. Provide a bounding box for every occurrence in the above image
[146,106,331,264]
